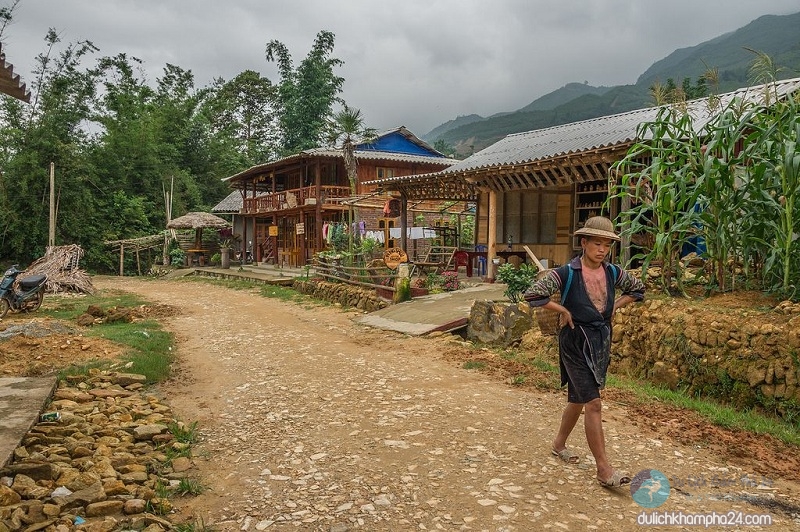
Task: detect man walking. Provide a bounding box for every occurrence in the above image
[524,216,645,487]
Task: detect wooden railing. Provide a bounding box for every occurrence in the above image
[312,257,397,292]
[242,186,351,214]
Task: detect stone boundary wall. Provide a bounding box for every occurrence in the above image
[611,298,800,418]
[293,279,389,313]
[472,296,800,421]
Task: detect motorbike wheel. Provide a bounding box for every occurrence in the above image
[25,291,44,312]
[0,297,9,319]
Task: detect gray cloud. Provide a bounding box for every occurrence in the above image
[3,0,798,136]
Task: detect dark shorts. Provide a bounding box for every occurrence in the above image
[559,328,603,404]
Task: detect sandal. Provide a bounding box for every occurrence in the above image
[551,447,580,464]
[598,470,631,488]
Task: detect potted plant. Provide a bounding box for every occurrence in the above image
[410,277,428,297]
[218,230,241,269]
[219,242,231,269]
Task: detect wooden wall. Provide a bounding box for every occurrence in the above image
[476,187,575,267]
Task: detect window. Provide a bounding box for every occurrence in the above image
[376,167,395,179]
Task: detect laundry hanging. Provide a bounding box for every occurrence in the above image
[383,198,401,218]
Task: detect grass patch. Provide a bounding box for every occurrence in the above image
[529,357,558,373]
[170,420,200,444]
[45,291,175,384]
[509,374,526,385]
[179,276,261,291]
[87,320,173,382]
[41,290,148,320]
[463,360,487,370]
[176,477,207,496]
[259,284,304,302]
[178,275,308,304]
[607,376,800,446]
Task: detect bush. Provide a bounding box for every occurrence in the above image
[496,263,539,302]
[169,247,186,266]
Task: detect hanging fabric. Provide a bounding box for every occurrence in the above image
[383,198,401,218]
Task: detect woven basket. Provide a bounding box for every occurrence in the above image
[533,269,562,336]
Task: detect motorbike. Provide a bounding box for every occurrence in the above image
[0,264,47,318]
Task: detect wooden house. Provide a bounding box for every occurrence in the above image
[367,78,800,279]
[215,127,459,266]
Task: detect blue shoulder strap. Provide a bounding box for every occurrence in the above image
[560,265,573,305]
[609,263,619,284]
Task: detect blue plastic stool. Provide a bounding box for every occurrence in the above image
[475,244,488,276]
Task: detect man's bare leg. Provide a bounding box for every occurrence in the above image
[552,402,583,454]
[584,397,614,480]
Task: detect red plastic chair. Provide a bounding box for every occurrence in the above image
[452,250,470,275]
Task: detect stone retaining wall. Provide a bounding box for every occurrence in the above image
[292,280,389,312]
[610,299,800,419]
[475,296,800,421]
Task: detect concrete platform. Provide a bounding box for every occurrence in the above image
[355,284,508,336]
[0,377,57,467]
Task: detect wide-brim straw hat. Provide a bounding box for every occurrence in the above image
[574,216,620,242]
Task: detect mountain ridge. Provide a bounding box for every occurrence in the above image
[423,11,800,156]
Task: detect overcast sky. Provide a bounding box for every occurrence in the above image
[2,0,799,136]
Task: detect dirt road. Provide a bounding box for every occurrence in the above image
[92,277,800,531]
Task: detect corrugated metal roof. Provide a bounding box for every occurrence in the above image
[211,190,244,212]
[368,77,800,186]
[222,148,455,183]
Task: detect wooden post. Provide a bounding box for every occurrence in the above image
[119,243,124,276]
[487,189,497,281]
[136,248,141,276]
[400,195,408,253]
[315,161,323,251]
[49,162,55,248]
[620,195,631,266]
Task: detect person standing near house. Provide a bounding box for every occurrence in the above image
[524,216,645,488]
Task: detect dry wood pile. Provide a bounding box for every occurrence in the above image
[23,244,95,294]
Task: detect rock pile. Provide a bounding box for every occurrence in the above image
[0,370,195,531]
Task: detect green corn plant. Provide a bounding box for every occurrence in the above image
[741,96,800,298]
[610,106,706,296]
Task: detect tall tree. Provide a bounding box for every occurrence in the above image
[325,104,376,250]
[266,30,344,154]
[0,29,98,264]
[201,70,278,167]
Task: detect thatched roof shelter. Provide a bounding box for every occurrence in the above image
[167,212,230,249]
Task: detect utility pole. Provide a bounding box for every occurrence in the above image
[48,162,55,248]
[163,176,174,265]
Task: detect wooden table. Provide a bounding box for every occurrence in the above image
[497,251,528,263]
[465,250,528,276]
[186,249,209,266]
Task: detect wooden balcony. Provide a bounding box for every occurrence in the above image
[242,186,352,214]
